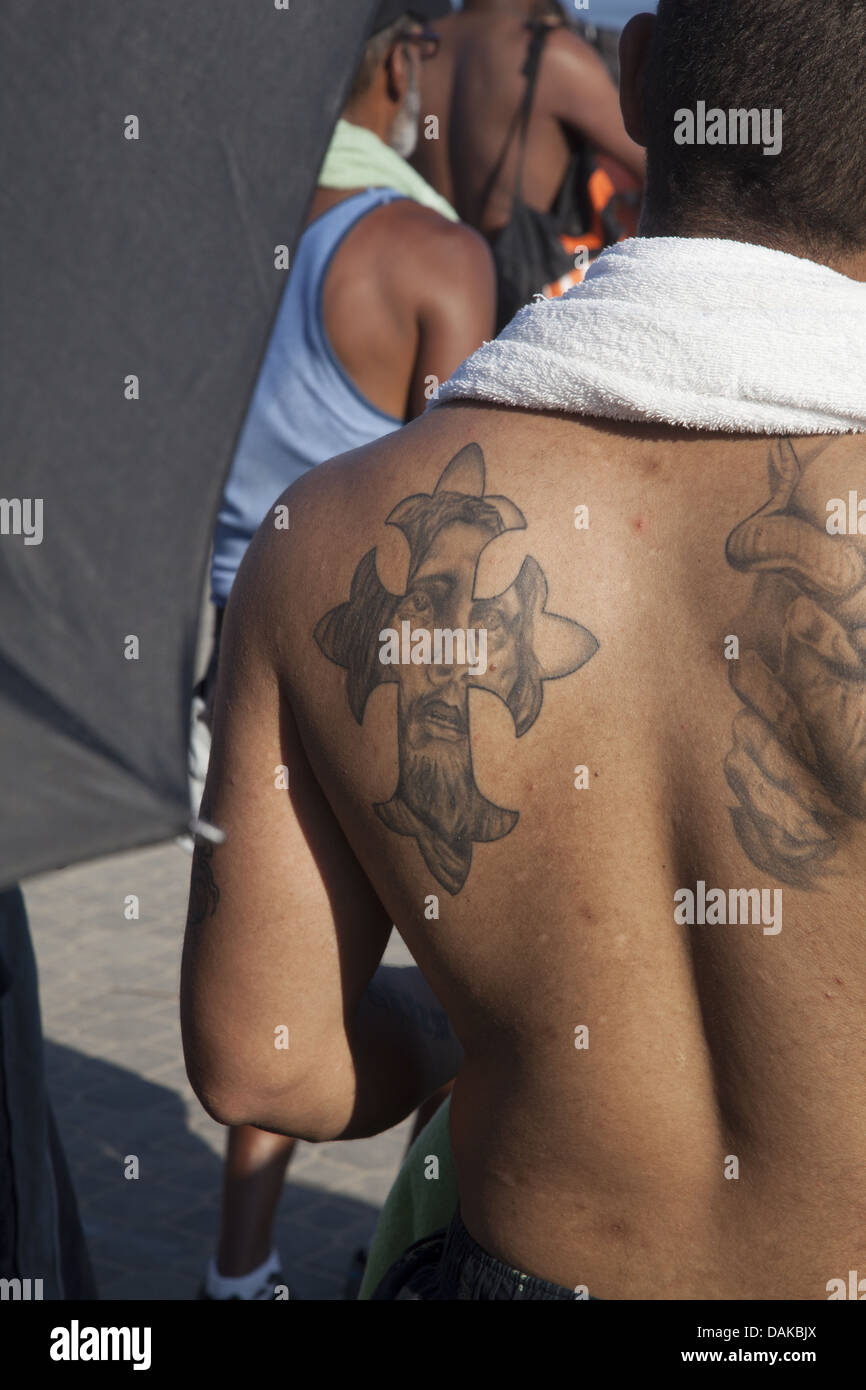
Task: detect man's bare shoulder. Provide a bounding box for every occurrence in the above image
[538,23,616,105]
[232,414,426,654]
[370,199,493,277]
[257,400,602,547]
[244,406,504,590]
[238,403,602,685]
[251,416,866,591]
[457,17,603,95]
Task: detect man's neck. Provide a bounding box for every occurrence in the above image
[824,249,866,284]
[341,101,391,149]
[641,217,866,285]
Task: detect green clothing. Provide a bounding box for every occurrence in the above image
[319,119,459,223]
[358,1095,458,1299]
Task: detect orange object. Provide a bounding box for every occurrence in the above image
[543,168,638,300]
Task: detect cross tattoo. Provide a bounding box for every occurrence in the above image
[315,444,599,894]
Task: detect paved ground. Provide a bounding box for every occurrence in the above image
[23,840,414,1301]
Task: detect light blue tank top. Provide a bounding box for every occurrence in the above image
[211,187,406,605]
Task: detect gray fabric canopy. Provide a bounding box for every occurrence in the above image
[0,0,378,886]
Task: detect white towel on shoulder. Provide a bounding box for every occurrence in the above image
[436,236,866,434]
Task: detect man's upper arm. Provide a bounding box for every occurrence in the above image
[545,29,646,181]
[409,217,496,419]
[180,509,392,1133]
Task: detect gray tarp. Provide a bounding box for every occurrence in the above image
[0,0,377,887]
[0,886,96,1296]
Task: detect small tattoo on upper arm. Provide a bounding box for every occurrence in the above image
[314,443,599,894]
[188,842,220,925]
[724,436,866,886]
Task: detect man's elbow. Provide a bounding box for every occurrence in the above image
[187,1077,250,1130]
[183,1049,355,1141]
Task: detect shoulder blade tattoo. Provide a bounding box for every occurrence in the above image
[724,436,866,886]
[314,443,599,894]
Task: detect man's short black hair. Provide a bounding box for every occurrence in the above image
[642,0,866,255]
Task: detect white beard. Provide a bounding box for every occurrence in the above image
[388,66,422,159]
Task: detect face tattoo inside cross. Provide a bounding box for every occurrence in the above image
[315,444,599,894]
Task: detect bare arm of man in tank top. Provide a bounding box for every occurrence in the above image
[309,192,497,427]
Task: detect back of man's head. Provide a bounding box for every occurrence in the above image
[351,0,451,99]
[347,3,448,105]
[349,15,407,103]
[641,0,866,257]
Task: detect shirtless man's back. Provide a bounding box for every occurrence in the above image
[181,0,866,1301]
[185,401,866,1299]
